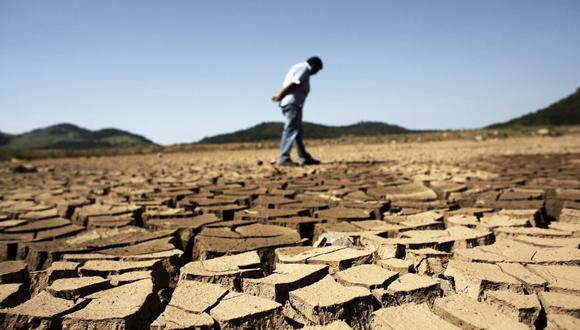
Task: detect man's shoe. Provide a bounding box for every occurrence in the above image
[300,159,321,166]
[277,161,298,167]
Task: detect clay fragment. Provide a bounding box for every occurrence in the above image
[243,263,328,302]
[372,273,441,307]
[433,294,529,330]
[371,303,459,330]
[284,276,372,329]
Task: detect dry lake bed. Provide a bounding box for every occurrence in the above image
[1,135,579,329]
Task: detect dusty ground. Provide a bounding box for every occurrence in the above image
[0,135,579,329]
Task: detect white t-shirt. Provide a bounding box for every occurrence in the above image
[280,62,311,107]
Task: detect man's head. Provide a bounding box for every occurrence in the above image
[307,56,323,75]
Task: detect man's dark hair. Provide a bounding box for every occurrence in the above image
[307,56,323,71]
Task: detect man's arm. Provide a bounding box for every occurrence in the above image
[272,83,297,102]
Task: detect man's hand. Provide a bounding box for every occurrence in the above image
[271,94,282,102]
[271,83,297,102]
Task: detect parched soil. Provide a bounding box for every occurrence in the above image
[1,135,579,329]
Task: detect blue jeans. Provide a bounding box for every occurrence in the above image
[278,104,313,164]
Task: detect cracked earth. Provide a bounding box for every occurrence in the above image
[1,135,579,329]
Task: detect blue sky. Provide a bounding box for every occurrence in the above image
[1,1,579,144]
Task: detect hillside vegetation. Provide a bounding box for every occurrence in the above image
[0,132,12,146]
[0,123,156,150]
[198,121,410,144]
[488,88,580,128]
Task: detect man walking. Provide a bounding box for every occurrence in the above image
[272,56,323,166]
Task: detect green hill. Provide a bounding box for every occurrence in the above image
[0,123,157,150]
[488,88,580,128]
[198,121,410,144]
[0,132,12,146]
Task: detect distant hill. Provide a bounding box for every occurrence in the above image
[198,121,410,144]
[0,132,12,146]
[488,88,580,128]
[0,123,156,150]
